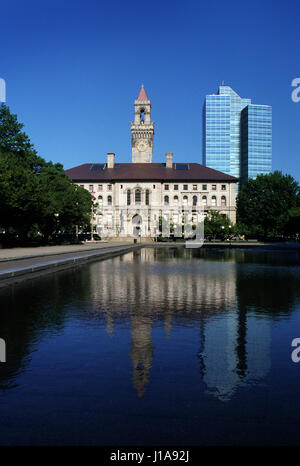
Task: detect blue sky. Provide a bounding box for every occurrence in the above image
[1,0,300,180]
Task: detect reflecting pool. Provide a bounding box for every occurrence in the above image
[1,247,300,445]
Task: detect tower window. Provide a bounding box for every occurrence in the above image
[140,108,145,122]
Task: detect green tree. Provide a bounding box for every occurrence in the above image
[0,151,40,237]
[0,103,45,173]
[0,103,92,242]
[37,163,92,239]
[204,210,234,240]
[237,171,300,239]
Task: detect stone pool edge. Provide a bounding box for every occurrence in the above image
[0,244,143,287]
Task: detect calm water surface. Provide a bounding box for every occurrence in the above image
[1,247,300,445]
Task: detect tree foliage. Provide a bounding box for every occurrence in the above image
[237,171,300,239]
[0,103,92,243]
[204,210,235,240]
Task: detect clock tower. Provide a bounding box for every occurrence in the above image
[131,85,154,163]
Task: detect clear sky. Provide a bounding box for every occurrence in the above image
[1,0,300,180]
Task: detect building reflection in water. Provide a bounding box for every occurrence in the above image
[88,248,272,400]
[2,248,298,400]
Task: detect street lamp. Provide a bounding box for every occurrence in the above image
[221,225,225,242]
[229,225,232,246]
[54,213,59,237]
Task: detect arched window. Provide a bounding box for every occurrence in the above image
[135,189,141,204]
[98,195,103,204]
[202,195,207,206]
[221,195,226,207]
[140,108,145,123]
[127,190,131,206]
[107,195,112,206]
[145,189,150,205]
[183,195,188,206]
[193,195,197,206]
[164,195,169,205]
[174,195,179,204]
[211,195,217,206]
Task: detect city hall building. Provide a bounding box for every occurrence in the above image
[65,86,238,240]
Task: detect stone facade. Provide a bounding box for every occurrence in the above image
[77,168,236,240]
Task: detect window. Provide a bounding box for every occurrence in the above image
[127,190,131,206]
[89,185,94,192]
[140,108,145,122]
[98,184,103,191]
[193,195,197,206]
[202,184,207,190]
[153,185,156,189]
[174,195,179,204]
[107,195,112,206]
[80,184,84,188]
[174,184,178,190]
[193,185,197,190]
[183,195,188,206]
[120,185,123,189]
[98,195,103,204]
[211,195,217,206]
[212,184,217,191]
[221,195,226,207]
[202,195,207,206]
[221,184,226,191]
[135,189,141,204]
[164,195,169,205]
[145,189,150,205]
[183,185,188,191]
[107,184,112,191]
[164,184,169,190]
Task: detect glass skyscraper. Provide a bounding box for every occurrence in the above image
[202,85,272,186]
[241,104,272,184]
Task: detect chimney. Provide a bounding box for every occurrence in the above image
[107,152,115,168]
[166,152,173,168]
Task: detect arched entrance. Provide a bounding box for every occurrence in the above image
[132,214,143,238]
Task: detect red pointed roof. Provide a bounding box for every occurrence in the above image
[137,85,148,101]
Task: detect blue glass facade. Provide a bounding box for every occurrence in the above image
[202,86,272,186]
[241,104,272,184]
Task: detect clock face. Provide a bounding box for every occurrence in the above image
[136,140,148,152]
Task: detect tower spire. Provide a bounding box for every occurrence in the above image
[137,85,148,101]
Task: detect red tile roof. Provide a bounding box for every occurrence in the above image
[137,85,148,101]
[65,163,238,182]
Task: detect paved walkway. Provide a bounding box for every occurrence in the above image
[0,242,139,284]
[0,242,131,261]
